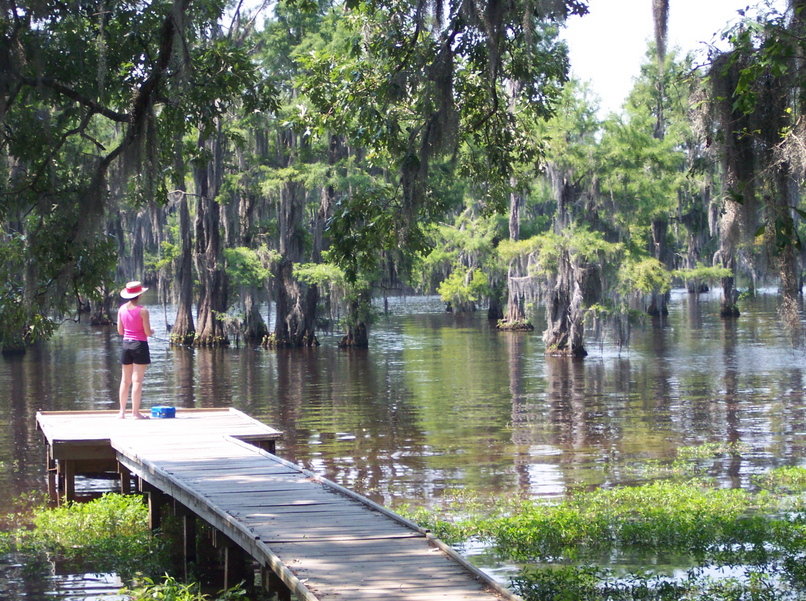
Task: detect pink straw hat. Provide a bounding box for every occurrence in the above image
[120,281,149,299]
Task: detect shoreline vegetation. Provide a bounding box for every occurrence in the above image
[1,444,805,600]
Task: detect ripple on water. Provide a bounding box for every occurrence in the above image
[0,556,124,601]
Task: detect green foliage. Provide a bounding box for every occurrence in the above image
[624,442,752,481]
[414,211,502,300]
[6,493,165,580]
[618,257,672,296]
[0,232,55,350]
[722,5,792,116]
[596,52,689,230]
[513,565,603,601]
[484,481,779,561]
[1,0,273,349]
[295,259,375,329]
[752,466,806,495]
[294,261,346,289]
[121,574,247,601]
[526,227,622,279]
[673,264,733,286]
[149,241,181,274]
[224,246,273,288]
[497,237,544,265]
[437,269,489,309]
[294,0,580,279]
[676,441,748,461]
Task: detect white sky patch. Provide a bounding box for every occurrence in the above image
[561,0,787,116]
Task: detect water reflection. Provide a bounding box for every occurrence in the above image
[0,294,804,509]
[0,556,123,601]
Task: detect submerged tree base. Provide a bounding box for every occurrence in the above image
[1,346,26,357]
[170,331,196,346]
[545,345,587,358]
[192,336,230,348]
[262,333,320,348]
[339,324,369,348]
[646,305,669,318]
[497,319,534,331]
[719,304,740,318]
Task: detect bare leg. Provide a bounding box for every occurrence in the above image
[131,363,149,419]
[119,364,133,418]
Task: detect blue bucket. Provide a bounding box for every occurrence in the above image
[150,406,176,419]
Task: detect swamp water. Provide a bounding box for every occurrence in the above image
[0,290,805,599]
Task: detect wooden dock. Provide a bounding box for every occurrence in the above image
[36,409,521,601]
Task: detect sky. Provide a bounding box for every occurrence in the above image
[561,0,785,116]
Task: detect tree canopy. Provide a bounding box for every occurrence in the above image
[1,0,805,354]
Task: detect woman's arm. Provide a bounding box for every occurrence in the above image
[140,308,154,337]
[117,309,124,336]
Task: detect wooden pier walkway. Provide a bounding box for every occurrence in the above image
[37,409,521,601]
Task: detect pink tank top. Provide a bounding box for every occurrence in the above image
[120,304,148,341]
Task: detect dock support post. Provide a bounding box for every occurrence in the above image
[46,446,57,505]
[183,510,197,581]
[267,570,291,601]
[223,543,249,591]
[58,460,76,504]
[210,529,251,592]
[118,463,132,494]
[172,502,197,581]
[142,481,167,530]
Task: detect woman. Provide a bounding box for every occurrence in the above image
[117,281,154,419]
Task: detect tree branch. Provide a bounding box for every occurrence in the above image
[19,76,129,122]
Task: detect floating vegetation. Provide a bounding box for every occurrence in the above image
[408,457,806,601]
[752,465,806,494]
[122,574,246,601]
[511,564,804,601]
[3,493,166,580]
[624,441,752,480]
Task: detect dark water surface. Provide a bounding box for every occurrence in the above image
[1,290,805,597]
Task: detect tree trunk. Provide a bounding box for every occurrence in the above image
[773,167,801,330]
[270,176,318,347]
[647,218,669,317]
[498,183,532,330]
[487,279,504,321]
[171,139,196,345]
[89,286,115,326]
[712,53,755,319]
[269,130,318,348]
[237,150,268,344]
[339,288,371,348]
[649,3,670,316]
[543,250,587,358]
[193,130,229,347]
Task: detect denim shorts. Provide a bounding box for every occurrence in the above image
[121,339,151,365]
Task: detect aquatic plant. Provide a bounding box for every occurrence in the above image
[511,565,797,601]
[441,481,786,561]
[752,466,806,495]
[624,441,751,480]
[5,493,166,579]
[410,465,806,601]
[121,574,247,601]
